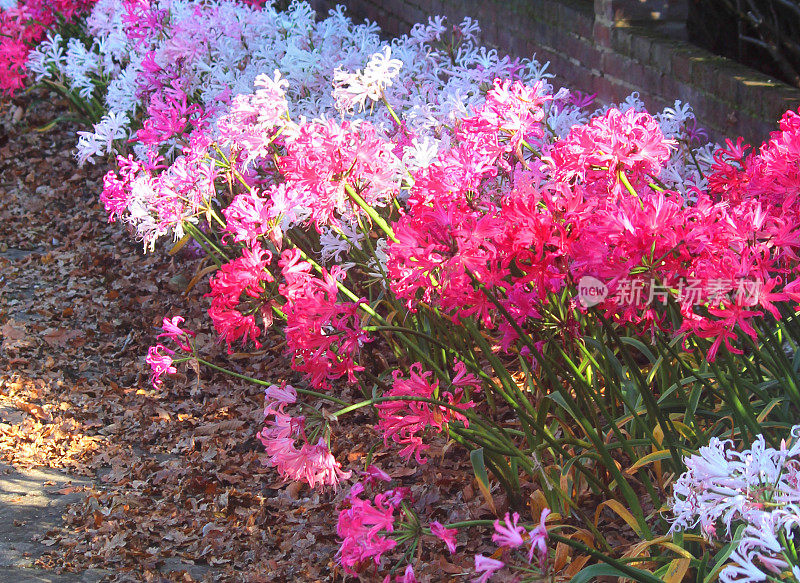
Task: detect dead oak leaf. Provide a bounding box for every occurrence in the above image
[42,328,82,348]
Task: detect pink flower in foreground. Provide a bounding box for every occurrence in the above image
[492,511,525,549]
[337,488,401,575]
[258,410,350,490]
[263,383,297,416]
[259,428,351,490]
[376,362,475,463]
[528,508,550,569]
[206,244,274,352]
[383,565,418,583]
[430,520,458,553]
[473,555,504,583]
[158,315,195,351]
[362,465,392,486]
[146,344,176,388]
[398,565,417,583]
[258,386,350,490]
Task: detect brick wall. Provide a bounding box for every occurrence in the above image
[310,0,800,145]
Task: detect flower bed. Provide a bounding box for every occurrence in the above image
[7,0,800,580]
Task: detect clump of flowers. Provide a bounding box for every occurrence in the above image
[376,361,478,463]
[670,426,800,582]
[257,383,351,490]
[0,0,96,95]
[146,315,195,388]
[337,481,406,575]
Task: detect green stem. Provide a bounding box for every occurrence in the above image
[343,184,397,242]
[194,357,351,407]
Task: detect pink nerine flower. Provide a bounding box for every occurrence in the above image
[375,362,475,463]
[430,521,458,554]
[382,565,417,583]
[492,512,525,548]
[337,487,403,575]
[552,107,675,197]
[528,509,550,569]
[158,315,195,352]
[263,383,297,416]
[473,555,504,583]
[146,344,176,389]
[279,248,371,390]
[206,244,274,352]
[362,465,392,486]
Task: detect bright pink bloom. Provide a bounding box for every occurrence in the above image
[337,488,401,575]
[552,107,674,197]
[258,422,350,490]
[135,86,204,145]
[430,521,458,553]
[376,363,475,463]
[362,465,392,486]
[279,249,371,390]
[0,0,96,96]
[277,119,403,230]
[206,245,274,352]
[492,512,525,548]
[146,344,176,389]
[158,315,195,352]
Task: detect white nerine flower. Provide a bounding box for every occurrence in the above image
[76,111,130,165]
[332,47,403,113]
[402,136,440,171]
[671,426,800,582]
[0,0,17,9]
[27,33,66,81]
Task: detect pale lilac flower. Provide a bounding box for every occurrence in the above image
[528,508,550,568]
[333,47,403,112]
[672,426,800,582]
[473,555,504,583]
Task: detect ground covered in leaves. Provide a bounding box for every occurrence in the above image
[0,92,505,582]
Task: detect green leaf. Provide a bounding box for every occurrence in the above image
[470,448,496,515]
[626,449,674,473]
[569,563,657,583]
[703,524,745,583]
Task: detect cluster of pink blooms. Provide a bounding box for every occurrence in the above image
[467,509,551,582]
[279,249,371,390]
[257,383,351,489]
[387,85,800,362]
[670,426,800,582]
[206,245,274,352]
[145,315,195,387]
[336,469,460,579]
[337,479,406,575]
[0,0,95,95]
[376,361,478,463]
